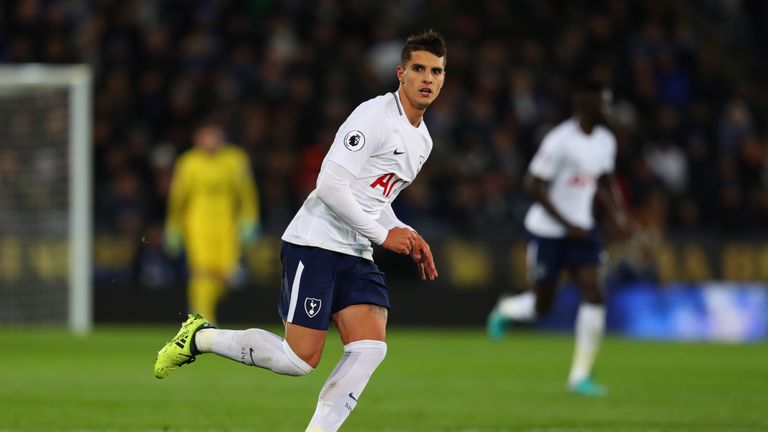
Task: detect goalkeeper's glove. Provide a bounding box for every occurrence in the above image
[239,221,261,245]
[163,227,183,257]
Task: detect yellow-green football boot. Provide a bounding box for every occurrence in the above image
[154,313,214,379]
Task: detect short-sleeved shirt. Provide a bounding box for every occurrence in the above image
[524,118,616,238]
[282,91,433,260]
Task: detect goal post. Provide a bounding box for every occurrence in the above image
[0,64,92,334]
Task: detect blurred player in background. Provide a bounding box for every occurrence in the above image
[487,81,630,396]
[155,30,444,432]
[164,121,260,324]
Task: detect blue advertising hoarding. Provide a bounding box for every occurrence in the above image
[539,282,768,342]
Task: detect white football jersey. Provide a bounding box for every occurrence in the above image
[524,118,616,238]
[282,91,432,259]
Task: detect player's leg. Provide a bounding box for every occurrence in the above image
[533,280,558,316]
[154,242,334,379]
[566,236,607,396]
[155,318,321,379]
[192,321,323,371]
[185,222,235,324]
[188,269,226,324]
[487,235,561,340]
[306,305,387,432]
[305,257,389,432]
[195,242,339,371]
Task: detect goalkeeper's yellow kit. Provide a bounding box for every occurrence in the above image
[165,145,259,322]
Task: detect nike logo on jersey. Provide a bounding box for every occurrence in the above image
[348,392,358,401]
[393,149,405,155]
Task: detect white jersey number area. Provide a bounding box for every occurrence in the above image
[524,118,616,238]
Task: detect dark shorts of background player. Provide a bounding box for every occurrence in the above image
[526,230,604,285]
[278,241,390,331]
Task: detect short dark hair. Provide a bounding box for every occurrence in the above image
[400,29,447,67]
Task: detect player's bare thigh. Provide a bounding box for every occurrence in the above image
[332,304,387,344]
[284,321,327,368]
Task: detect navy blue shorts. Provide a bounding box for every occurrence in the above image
[278,242,390,330]
[526,230,604,285]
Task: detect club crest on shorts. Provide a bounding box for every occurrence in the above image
[343,130,365,152]
[304,297,322,318]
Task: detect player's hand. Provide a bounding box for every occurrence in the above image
[565,225,588,239]
[163,228,183,257]
[239,221,261,245]
[410,233,438,281]
[382,227,419,255]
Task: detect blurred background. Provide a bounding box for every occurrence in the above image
[1,0,767,341]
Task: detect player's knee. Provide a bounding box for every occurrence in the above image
[583,292,603,305]
[288,343,323,370]
[581,284,603,304]
[280,339,316,376]
[345,339,387,370]
[302,354,322,370]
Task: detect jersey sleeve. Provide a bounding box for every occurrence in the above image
[324,102,385,177]
[316,161,389,244]
[528,131,562,180]
[376,203,412,231]
[603,132,617,174]
[165,154,192,232]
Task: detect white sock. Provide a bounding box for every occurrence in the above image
[497,291,536,321]
[193,327,217,353]
[306,340,387,432]
[568,303,605,385]
[195,328,313,376]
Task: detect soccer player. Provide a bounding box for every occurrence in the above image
[154,30,445,432]
[486,81,629,396]
[164,121,261,324]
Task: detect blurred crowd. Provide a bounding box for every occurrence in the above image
[2,0,768,272]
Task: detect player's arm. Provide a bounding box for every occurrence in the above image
[596,131,630,236]
[526,174,587,238]
[377,204,438,280]
[164,157,190,255]
[316,161,417,256]
[597,173,630,236]
[234,150,261,243]
[320,103,419,255]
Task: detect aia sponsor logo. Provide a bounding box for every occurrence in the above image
[370,173,404,197]
[568,174,595,187]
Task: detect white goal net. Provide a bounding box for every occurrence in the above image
[0,65,92,333]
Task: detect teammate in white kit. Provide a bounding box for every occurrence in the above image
[487,81,629,396]
[153,30,445,431]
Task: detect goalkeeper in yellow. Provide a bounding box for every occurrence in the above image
[164,121,260,324]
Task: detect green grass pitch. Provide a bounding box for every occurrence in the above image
[0,326,765,431]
